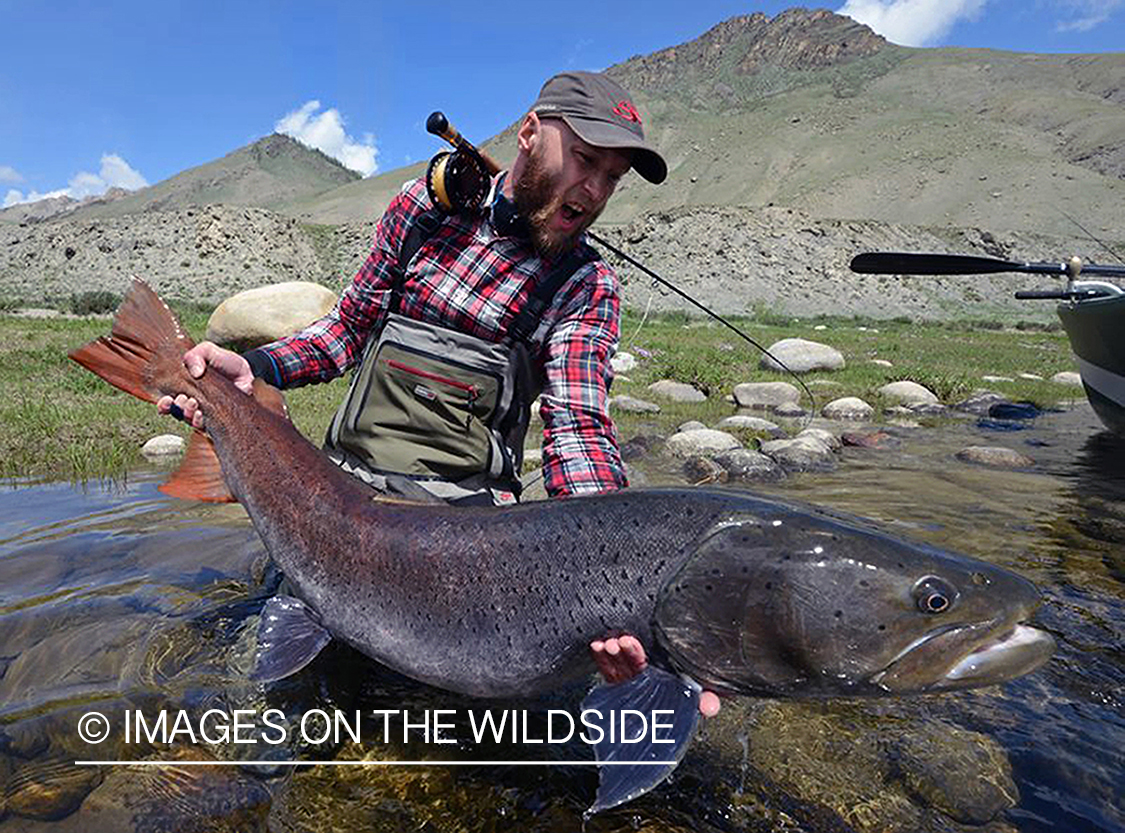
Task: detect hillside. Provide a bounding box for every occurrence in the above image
[0,134,360,224]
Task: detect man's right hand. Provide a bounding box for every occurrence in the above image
[156,341,254,429]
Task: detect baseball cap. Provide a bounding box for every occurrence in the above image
[531,71,667,185]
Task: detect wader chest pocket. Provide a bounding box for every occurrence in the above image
[342,337,504,479]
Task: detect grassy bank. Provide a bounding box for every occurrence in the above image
[0,307,1077,483]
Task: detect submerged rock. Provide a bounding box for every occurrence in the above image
[956,446,1036,468]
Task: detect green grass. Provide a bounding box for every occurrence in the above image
[0,307,1079,483]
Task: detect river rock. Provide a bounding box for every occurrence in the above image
[895,720,1018,824]
[205,281,337,350]
[956,446,1036,468]
[822,396,875,420]
[610,351,637,373]
[905,401,948,416]
[610,395,661,414]
[619,434,663,461]
[4,757,104,820]
[647,379,707,402]
[878,381,939,405]
[683,456,728,484]
[842,430,900,449]
[140,434,185,459]
[981,375,1014,383]
[714,449,785,482]
[869,358,893,367]
[774,402,808,417]
[1018,372,1043,380]
[1052,371,1082,386]
[665,429,742,458]
[676,421,707,433]
[715,415,782,434]
[797,427,842,451]
[733,381,801,410]
[954,391,1009,416]
[760,435,835,472]
[760,338,845,373]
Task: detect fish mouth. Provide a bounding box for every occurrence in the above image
[873,619,1056,692]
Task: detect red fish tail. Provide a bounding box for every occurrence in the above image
[68,278,196,404]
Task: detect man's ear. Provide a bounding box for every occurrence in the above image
[516,112,541,153]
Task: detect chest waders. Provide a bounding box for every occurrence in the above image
[323,208,594,505]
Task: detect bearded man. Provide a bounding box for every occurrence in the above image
[161,71,665,506]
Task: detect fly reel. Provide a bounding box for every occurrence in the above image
[425,111,492,213]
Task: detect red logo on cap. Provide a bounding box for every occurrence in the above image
[613,100,642,124]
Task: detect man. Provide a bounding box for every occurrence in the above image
[159,70,719,717]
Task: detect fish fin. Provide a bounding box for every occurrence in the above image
[158,373,290,504]
[68,278,195,403]
[581,666,701,814]
[159,430,236,503]
[250,596,332,683]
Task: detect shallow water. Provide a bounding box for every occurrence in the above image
[0,404,1122,832]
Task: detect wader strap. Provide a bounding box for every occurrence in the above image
[390,207,444,314]
[508,248,596,343]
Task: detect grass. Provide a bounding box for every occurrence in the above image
[0,306,1079,483]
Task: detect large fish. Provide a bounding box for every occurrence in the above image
[71,280,1055,812]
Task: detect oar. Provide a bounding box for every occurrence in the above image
[849,252,1125,279]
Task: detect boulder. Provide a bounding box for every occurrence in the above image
[665,429,743,458]
[760,338,846,373]
[822,396,875,421]
[733,381,801,410]
[878,381,939,405]
[206,281,337,350]
[648,379,707,402]
[956,446,1036,468]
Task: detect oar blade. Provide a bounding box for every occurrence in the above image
[849,252,1028,276]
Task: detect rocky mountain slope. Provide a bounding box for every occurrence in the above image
[2,8,1123,322]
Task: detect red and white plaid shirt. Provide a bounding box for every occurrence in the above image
[251,176,627,497]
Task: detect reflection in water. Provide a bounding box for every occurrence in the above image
[0,409,1122,832]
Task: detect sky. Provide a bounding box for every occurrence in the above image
[2,0,1122,207]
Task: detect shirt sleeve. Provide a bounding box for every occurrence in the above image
[249,180,427,388]
[538,259,629,497]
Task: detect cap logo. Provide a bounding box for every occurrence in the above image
[613,100,642,124]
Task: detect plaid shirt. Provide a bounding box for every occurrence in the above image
[251,176,627,497]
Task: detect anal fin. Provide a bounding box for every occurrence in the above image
[581,666,701,814]
[251,596,332,683]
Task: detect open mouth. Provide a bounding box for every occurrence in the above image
[560,202,586,225]
[873,620,1056,691]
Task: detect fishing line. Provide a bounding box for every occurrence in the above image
[1055,205,1125,265]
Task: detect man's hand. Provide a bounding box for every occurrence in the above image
[156,341,254,429]
[590,635,721,718]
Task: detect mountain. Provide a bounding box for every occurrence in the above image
[3,8,1124,320]
[7,134,361,223]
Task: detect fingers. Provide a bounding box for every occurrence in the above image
[159,393,204,429]
[590,635,647,684]
[188,342,255,394]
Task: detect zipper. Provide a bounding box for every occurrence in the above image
[385,358,480,400]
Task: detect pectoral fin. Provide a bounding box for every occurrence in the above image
[250,596,332,682]
[581,666,701,814]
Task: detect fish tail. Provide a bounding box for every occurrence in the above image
[70,278,290,504]
[68,278,195,404]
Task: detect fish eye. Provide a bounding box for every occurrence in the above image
[912,575,957,614]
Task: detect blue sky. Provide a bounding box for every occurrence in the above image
[2,0,1122,206]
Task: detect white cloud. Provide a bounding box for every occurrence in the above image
[275,100,378,177]
[0,166,23,184]
[2,154,148,207]
[1053,0,1123,31]
[837,0,988,46]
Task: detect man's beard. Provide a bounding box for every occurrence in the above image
[512,151,597,259]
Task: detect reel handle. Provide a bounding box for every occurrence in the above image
[426,111,502,175]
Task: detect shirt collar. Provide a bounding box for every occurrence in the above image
[489,173,530,239]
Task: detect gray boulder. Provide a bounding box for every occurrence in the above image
[733,381,801,410]
[611,395,661,414]
[956,446,1036,468]
[648,379,707,402]
[665,429,743,458]
[878,380,939,405]
[822,396,875,420]
[760,338,846,373]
